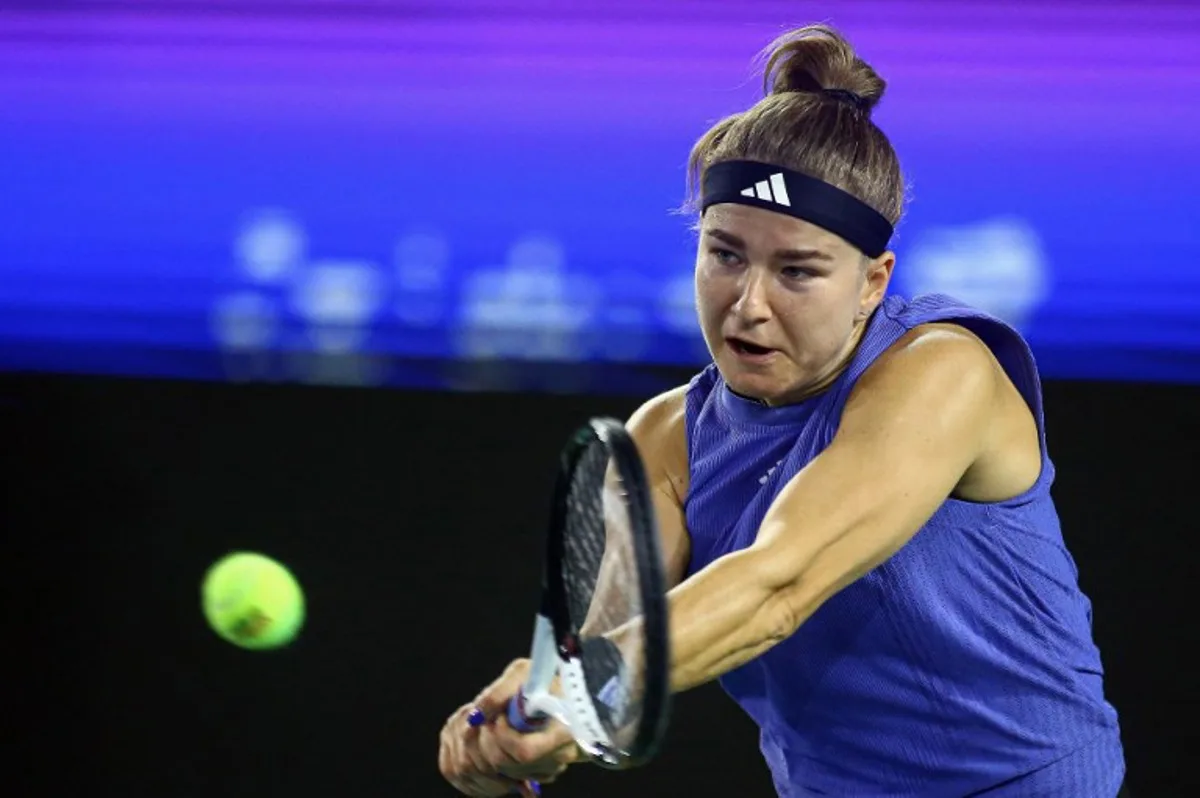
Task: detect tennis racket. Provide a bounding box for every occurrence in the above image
[475,416,671,769]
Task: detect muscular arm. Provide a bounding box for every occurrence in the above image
[660,325,1022,693]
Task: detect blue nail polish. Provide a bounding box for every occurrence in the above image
[531,780,542,796]
[467,708,485,727]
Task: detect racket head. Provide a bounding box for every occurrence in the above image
[537,416,671,768]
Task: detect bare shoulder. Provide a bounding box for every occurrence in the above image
[626,384,689,504]
[851,322,1040,501]
[887,321,1041,404]
[882,322,996,371]
[627,384,688,439]
[843,323,998,425]
[622,385,693,584]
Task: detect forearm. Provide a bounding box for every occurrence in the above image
[578,548,632,639]
[581,483,689,639]
[665,548,796,693]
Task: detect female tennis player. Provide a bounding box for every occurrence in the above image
[438,23,1127,797]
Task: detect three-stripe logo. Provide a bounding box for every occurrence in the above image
[740,173,792,207]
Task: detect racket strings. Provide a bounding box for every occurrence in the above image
[562,440,646,749]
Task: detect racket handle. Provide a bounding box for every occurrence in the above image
[506,689,549,733]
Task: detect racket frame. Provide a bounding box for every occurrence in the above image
[507,417,671,769]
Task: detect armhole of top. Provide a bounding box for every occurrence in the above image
[942,316,1054,503]
[949,317,1048,455]
[826,314,1052,503]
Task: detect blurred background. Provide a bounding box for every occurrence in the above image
[1,1,1196,796]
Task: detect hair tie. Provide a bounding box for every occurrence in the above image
[821,88,868,111]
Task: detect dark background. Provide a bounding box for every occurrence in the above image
[1,371,1194,797]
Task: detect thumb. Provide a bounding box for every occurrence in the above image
[470,660,531,725]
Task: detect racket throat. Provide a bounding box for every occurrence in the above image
[514,618,619,764]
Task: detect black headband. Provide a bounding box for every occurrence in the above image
[700,160,893,258]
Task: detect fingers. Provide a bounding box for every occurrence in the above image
[478,715,575,782]
[445,704,556,795]
[516,781,542,798]
[439,704,526,797]
[476,719,523,772]
[441,658,581,797]
[496,722,576,767]
[471,659,532,722]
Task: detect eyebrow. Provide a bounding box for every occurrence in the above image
[705,227,834,262]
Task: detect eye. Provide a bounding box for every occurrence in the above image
[709,247,741,266]
[781,266,816,280]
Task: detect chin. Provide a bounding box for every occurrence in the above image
[717,355,812,405]
[719,366,784,403]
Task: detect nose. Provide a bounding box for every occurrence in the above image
[730,267,771,326]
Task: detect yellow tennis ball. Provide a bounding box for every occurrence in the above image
[201,552,305,650]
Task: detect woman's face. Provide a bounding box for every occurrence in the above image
[694,203,894,405]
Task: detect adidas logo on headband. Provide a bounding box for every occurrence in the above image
[740,173,792,207]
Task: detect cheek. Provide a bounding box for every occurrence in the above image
[783,285,854,348]
[694,272,726,317]
[817,275,862,319]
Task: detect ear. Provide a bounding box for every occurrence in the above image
[858,251,895,317]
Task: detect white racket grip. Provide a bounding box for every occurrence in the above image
[507,614,561,732]
[506,617,619,763]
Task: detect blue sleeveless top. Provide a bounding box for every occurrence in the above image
[683,294,1124,796]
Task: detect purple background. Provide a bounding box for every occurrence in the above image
[2,0,1198,387]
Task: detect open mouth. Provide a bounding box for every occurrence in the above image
[727,337,774,357]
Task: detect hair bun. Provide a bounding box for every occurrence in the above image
[761,24,886,114]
